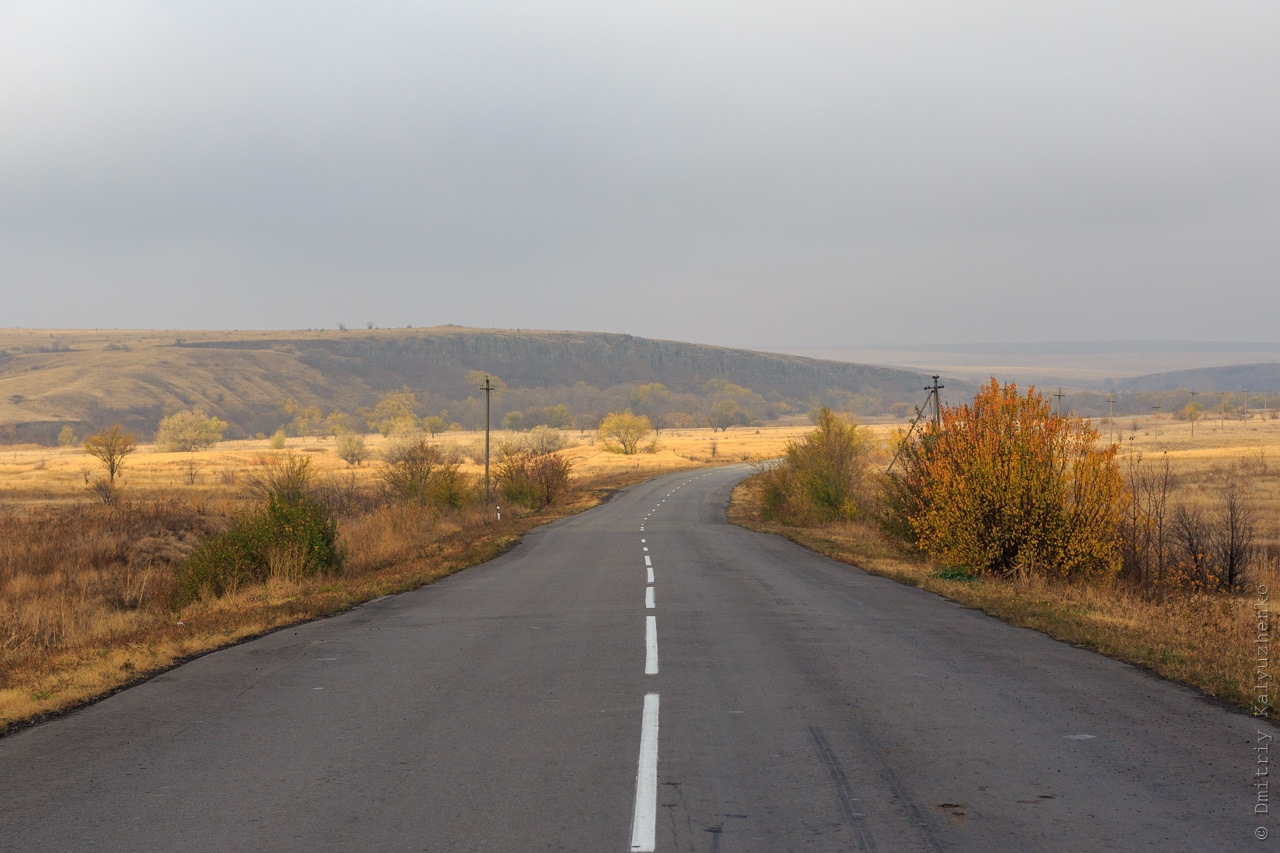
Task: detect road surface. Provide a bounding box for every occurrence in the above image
[0,465,1270,851]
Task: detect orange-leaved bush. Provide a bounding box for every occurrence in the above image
[889,379,1125,581]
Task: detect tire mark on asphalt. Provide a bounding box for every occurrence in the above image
[809,723,878,852]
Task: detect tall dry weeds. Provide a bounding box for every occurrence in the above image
[0,501,227,686]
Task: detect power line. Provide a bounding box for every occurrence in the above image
[886,375,944,474]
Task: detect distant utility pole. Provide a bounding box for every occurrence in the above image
[886,374,944,474]
[480,374,497,502]
[1054,387,1065,417]
[1220,392,1227,430]
[1152,405,1161,443]
[929,375,944,429]
[1107,395,1116,445]
[1189,389,1197,439]
[1265,388,1270,423]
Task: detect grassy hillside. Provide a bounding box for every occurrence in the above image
[0,327,952,443]
[1117,361,1280,393]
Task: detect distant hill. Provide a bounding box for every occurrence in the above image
[0,327,960,443]
[1118,362,1280,393]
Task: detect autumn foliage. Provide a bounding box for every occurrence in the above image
[889,379,1125,581]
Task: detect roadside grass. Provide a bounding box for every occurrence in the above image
[729,474,1272,718]
[0,449,722,733]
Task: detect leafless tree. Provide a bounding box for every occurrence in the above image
[1213,464,1257,589]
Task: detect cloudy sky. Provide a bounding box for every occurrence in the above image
[2,2,1278,348]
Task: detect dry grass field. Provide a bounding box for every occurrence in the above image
[1105,413,1280,559]
[0,423,841,732]
[0,423,835,505]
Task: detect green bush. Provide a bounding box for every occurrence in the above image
[175,492,342,603]
[758,408,869,525]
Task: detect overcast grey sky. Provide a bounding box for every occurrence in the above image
[2,2,1277,348]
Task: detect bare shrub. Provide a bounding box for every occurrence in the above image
[380,440,443,504]
[1213,463,1258,590]
[89,478,120,506]
[316,471,372,517]
[246,453,314,503]
[496,451,574,508]
[181,458,208,486]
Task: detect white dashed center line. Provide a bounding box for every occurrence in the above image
[645,616,658,675]
[629,693,660,852]
[645,587,655,609]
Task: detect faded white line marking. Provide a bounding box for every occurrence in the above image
[630,694,660,852]
[645,587,655,609]
[647,565,654,584]
[643,547,648,552]
[645,616,658,674]
[644,555,652,566]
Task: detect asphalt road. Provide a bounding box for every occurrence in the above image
[1,465,1272,851]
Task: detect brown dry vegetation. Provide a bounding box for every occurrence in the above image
[0,424,819,733]
[731,412,1280,717]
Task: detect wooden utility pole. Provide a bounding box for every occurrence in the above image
[886,374,944,475]
[1054,387,1065,417]
[1152,405,1161,444]
[1189,390,1197,439]
[930,375,944,428]
[480,375,496,501]
[1106,395,1116,445]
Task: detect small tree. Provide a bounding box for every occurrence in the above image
[709,399,742,432]
[540,404,573,429]
[154,408,228,452]
[57,425,77,446]
[523,424,566,456]
[336,432,368,466]
[597,410,653,455]
[422,415,446,437]
[83,424,136,483]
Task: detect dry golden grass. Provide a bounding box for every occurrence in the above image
[0,423,902,505]
[1102,413,1280,559]
[730,414,1280,717]
[0,470,661,732]
[0,423,830,733]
